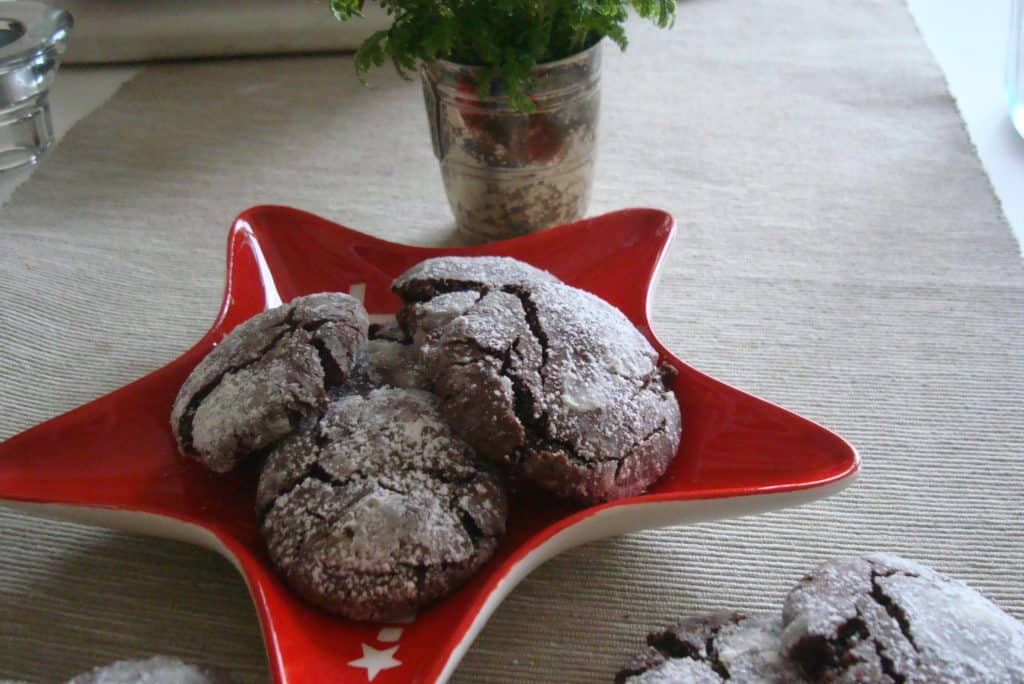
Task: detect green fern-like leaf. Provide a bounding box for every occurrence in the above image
[330,0,363,21]
[332,0,675,111]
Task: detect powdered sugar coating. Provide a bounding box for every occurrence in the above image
[624,658,720,683]
[521,281,680,502]
[259,388,506,621]
[66,656,233,684]
[395,257,681,504]
[170,293,368,473]
[364,338,428,390]
[781,553,1024,683]
[618,612,806,684]
[392,256,556,303]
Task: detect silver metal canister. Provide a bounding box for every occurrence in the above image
[421,42,601,242]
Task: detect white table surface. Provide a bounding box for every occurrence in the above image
[2,1,1022,250]
[907,0,1023,254]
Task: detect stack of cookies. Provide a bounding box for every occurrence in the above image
[171,256,682,620]
[617,554,1024,683]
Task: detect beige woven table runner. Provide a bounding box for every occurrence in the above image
[1,0,1022,681]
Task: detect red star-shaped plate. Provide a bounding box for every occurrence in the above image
[0,206,857,683]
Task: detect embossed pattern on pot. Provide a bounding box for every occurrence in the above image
[421,42,601,241]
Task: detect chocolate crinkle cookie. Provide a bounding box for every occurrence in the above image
[616,612,806,684]
[257,387,507,621]
[781,553,1024,683]
[393,256,682,504]
[170,293,368,473]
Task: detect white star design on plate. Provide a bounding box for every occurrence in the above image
[348,643,402,681]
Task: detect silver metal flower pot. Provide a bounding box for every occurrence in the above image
[421,42,601,242]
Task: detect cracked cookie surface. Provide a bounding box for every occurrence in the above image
[393,255,557,302]
[170,292,368,473]
[394,257,682,504]
[781,553,1024,683]
[616,612,806,684]
[258,387,507,621]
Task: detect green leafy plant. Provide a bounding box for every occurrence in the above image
[329,0,675,110]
